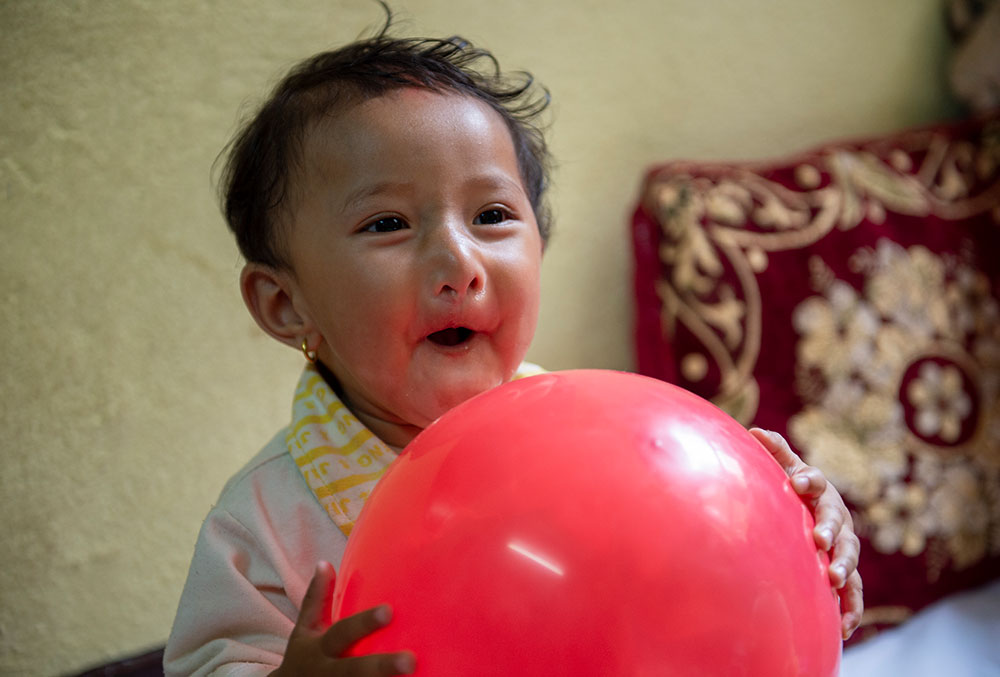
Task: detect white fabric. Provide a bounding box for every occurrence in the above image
[164,362,546,676]
[163,431,348,677]
[840,578,1000,677]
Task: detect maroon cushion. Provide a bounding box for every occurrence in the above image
[632,114,1000,642]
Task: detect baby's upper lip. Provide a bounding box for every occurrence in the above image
[422,321,482,340]
[417,310,493,342]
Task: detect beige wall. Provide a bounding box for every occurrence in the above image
[0,1,960,674]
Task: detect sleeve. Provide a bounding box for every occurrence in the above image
[163,506,302,677]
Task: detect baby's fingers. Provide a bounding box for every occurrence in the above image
[828,524,861,589]
[811,496,845,552]
[750,428,804,475]
[331,653,416,676]
[321,605,416,674]
[789,466,827,499]
[322,605,393,657]
[299,561,337,631]
[840,570,864,640]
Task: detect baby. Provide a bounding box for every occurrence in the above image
[165,12,863,677]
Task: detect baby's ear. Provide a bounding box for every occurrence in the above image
[240,263,313,349]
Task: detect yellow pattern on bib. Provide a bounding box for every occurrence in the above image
[286,364,395,538]
[287,361,546,538]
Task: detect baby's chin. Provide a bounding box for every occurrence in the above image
[415,373,508,426]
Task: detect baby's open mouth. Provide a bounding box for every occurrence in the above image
[427,327,475,347]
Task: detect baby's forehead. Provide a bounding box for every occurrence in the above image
[298,88,523,188]
[308,87,504,139]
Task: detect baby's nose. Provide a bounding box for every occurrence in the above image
[427,225,485,299]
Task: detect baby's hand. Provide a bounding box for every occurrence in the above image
[271,561,416,676]
[750,429,864,641]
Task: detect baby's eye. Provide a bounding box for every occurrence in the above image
[473,208,509,225]
[363,216,408,233]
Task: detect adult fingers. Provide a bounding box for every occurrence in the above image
[298,561,337,632]
[840,570,864,640]
[321,605,393,658]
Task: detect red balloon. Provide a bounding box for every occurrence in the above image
[331,370,841,676]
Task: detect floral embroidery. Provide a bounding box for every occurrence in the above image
[907,362,972,443]
[647,122,1000,426]
[788,240,1000,577]
[867,483,930,557]
[793,280,880,382]
[642,116,1000,632]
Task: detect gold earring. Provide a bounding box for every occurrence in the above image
[300,337,317,363]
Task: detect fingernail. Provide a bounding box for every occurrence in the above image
[819,528,834,545]
[831,564,847,582]
[793,476,810,491]
[374,605,392,625]
[396,652,416,674]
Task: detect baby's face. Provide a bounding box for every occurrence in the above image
[285,88,543,445]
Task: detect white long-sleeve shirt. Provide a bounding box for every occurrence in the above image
[163,430,348,677]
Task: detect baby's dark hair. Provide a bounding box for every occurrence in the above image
[219,8,552,268]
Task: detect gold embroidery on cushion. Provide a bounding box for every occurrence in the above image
[649,122,1000,580]
[648,122,1000,428]
[908,363,972,442]
[788,240,1000,575]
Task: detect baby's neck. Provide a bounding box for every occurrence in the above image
[353,409,420,451]
[315,360,421,450]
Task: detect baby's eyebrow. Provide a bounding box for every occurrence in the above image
[341,181,413,213]
[465,172,527,197]
[339,173,526,213]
